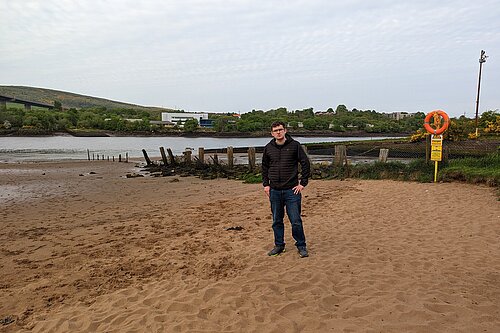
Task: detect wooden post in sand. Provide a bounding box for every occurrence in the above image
[379,149,389,163]
[198,148,205,165]
[248,147,256,170]
[167,148,176,165]
[87,149,90,161]
[334,145,346,166]
[126,153,129,163]
[184,149,192,164]
[227,146,234,168]
[119,154,122,162]
[160,147,168,166]
[142,149,152,165]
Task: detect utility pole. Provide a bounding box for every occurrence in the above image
[474,50,488,136]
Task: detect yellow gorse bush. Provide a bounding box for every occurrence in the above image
[484,115,500,133]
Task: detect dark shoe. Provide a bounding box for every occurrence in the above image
[297,246,309,258]
[268,245,285,256]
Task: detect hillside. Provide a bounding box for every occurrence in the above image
[0,85,173,112]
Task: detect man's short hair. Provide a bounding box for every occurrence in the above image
[271,121,286,130]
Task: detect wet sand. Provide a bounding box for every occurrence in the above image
[1,160,499,332]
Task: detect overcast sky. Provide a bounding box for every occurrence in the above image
[1,0,499,117]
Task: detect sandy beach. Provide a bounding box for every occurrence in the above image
[1,160,499,332]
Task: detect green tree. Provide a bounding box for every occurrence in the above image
[335,104,348,114]
[183,118,199,132]
[57,118,71,130]
[314,118,330,130]
[102,115,126,131]
[288,120,299,130]
[303,118,316,130]
[445,117,475,141]
[67,109,79,126]
[77,111,103,128]
[294,108,314,119]
[213,116,234,132]
[53,100,62,111]
[479,110,499,128]
[23,115,41,128]
[35,111,57,131]
[1,109,24,128]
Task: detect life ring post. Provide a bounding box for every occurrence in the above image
[424,110,449,135]
[424,110,448,183]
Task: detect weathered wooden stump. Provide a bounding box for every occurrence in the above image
[142,149,152,165]
[160,147,168,166]
[334,145,346,166]
[379,148,389,162]
[198,148,205,165]
[184,149,192,163]
[248,147,256,170]
[227,146,234,168]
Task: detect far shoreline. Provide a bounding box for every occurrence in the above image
[0,129,409,138]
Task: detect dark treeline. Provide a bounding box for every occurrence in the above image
[213,105,424,133]
[1,103,499,139]
[0,106,154,133]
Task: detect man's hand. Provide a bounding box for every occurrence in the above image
[292,184,304,195]
[264,186,270,198]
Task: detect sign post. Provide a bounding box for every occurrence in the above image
[424,110,449,183]
[430,135,443,182]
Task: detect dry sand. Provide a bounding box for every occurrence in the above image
[1,160,499,333]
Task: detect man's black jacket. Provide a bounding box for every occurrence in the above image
[262,133,311,190]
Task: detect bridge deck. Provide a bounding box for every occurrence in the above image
[0,95,54,109]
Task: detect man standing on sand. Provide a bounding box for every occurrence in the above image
[262,121,311,258]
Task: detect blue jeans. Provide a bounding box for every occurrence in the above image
[269,188,306,248]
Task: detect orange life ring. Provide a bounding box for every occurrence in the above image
[424,110,449,135]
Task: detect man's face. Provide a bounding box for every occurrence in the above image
[271,125,287,140]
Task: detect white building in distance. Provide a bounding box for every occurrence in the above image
[161,112,209,127]
[385,112,414,120]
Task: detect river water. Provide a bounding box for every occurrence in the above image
[0,135,395,162]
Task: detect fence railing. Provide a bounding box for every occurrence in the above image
[135,138,499,168]
[306,139,499,164]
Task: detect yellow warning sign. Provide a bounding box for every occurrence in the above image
[431,135,443,161]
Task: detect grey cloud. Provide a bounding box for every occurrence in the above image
[1,0,499,115]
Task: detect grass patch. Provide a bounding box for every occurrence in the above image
[312,159,435,182]
[350,161,407,180]
[312,153,499,187]
[441,153,500,186]
[350,160,435,182]
[238,172,263,184]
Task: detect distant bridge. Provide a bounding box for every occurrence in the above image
[0,95,54,110]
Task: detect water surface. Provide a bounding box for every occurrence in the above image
[0,135,394,162]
